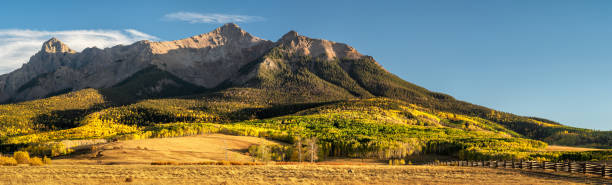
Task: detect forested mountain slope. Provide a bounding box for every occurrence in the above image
[0,23,609,161]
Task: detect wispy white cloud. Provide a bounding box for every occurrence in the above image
[163,12,264,24]
[0,29,158,74]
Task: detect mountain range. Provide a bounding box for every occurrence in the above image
[0,23,361,103]
[0,23,609,160]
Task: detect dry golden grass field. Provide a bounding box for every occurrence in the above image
[2,134,607,185]
[0,164,594,185]
[545,145,604,152]
[53,134,284,165]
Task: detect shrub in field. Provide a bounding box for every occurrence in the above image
[13,151,30,164]
[245,162,264,165]
[29,157,43,166]
[388,159,405,165]
[23,143,72,157]
[196,161,217,165]
[42,156,52,165]
[151,161,178,165]
[0,156,17,166]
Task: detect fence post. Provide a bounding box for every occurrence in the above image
[602,164,606,177]
[529,161,533,170]
[583,162,587,174]
[568,162,573,173]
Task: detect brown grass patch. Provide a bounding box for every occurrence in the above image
[151,161,265,166]
[545,145,604,152]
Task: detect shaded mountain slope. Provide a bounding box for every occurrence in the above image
[99,66,206,105]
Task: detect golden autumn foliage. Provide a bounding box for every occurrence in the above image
[0,156,17,166]
[0,88,609,162]
[28,157,43,166]
[13,151,30,164]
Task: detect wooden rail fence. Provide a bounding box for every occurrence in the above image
[429,160,611,178]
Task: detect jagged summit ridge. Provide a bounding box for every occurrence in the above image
[41,37,76,54]
[146,23,275,88]
[147,23,268,55]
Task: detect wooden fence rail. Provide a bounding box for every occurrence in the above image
[429,160,611,178]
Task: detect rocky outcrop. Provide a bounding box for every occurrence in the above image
[276,30,363,60]
[0,23,366,103]
[41,38,76,54]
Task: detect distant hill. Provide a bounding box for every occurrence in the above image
[0,23,609,160]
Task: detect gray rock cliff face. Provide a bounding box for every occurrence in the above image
[0,23,364,103]
[149,23,275,88]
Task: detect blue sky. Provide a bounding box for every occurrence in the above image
[1,0,610,130]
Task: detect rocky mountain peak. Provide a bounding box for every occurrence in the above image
[211,22,247,36]
[41,37,76,54]
[276,30,363,60]
[147,23,267,55]
[218,22,241,30]
[280,30,299,41]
